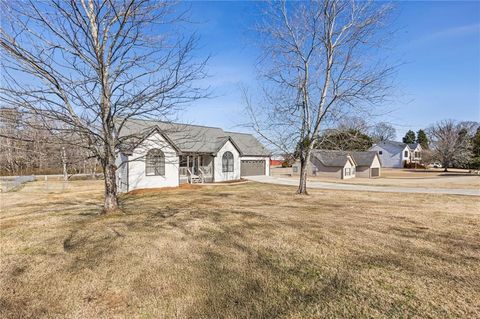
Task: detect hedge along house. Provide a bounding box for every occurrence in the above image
[115,118,271,193]
[292,150,357,179]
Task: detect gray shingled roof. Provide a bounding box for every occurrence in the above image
[116,118,270,156]
[408,143,419,150]
[371,140,420,154]
[378,140,406,149]
[310,150,353,167]
[349,151,379,167]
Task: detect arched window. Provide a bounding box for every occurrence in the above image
[222,151,234,172]
[145,149,165,176]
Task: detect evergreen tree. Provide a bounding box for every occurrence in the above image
[402,130,416,144]
[416,129,429,149]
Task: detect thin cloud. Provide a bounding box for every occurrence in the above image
[404,23,480,49]
[429,23,480,39]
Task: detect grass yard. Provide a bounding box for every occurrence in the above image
[1,180,479,318]
[271,167,480,189]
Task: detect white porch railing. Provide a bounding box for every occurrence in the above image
[180,165,212,176]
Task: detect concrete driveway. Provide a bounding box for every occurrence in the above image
[245,175,480,196]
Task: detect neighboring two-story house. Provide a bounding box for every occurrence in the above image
[369,141,422,168]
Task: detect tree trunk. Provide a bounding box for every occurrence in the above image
[102,159,119,214]
[61,147,68,181]
[91,158,97,179]
[297,155,309,195]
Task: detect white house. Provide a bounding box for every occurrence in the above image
[369,141,422,168]
[115,119,271,193]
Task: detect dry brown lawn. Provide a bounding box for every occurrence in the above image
[1,180,479,318]
[271,167,480,189]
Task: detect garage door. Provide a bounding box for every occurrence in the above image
[241,160,265,176]
[371,168,380,177]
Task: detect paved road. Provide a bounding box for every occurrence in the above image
[245,176,480,196]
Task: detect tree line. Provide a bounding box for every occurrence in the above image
[0,108,98,177]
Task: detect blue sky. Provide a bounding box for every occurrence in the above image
[177,1,480,140]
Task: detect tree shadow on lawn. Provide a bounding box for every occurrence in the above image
[9,186,477,319]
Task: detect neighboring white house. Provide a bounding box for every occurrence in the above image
[369,141,422,168]
[115,119,270,193]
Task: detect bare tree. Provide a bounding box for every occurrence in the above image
[371,122,396,142]
[0,0,207,212]
[246,0,394,194]
[316,115,373,151]
[427,120,474,172]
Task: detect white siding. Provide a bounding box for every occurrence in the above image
[343,159,355,179]
[214,140,241,182]
[370,145,403,168]
[240,156,270,176]
[401,146,410,161]
[371,155,381,169]
[115,153,129,193]
[127,132,179,191]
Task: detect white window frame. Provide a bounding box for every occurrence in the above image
[222,151,234,172]
[145,149,165,176]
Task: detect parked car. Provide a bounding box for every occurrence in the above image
[430,162,442,168]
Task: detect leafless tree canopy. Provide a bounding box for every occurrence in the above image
[371,122,396,142]
[427,120,477,171]
[246,0,394,194]
[0,0,207,212]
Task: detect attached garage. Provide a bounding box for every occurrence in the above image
[241,160,266,176]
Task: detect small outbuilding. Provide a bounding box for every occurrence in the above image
[292,150,357,179]
[349,151,382,178]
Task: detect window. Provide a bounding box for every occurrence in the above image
[145,149,165,176]
[222,151,234,172]
[379,151,383,155]
[352,167,356,175]
[179,155,187,167]
[344,168,351,176]
[404,150,409,157]
[292,166,298,173]
[415,151,419,158]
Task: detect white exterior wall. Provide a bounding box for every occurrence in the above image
[127,132,179,191]
[343,159,356,179]
[370,145,404,168]
[411,145,422,162]
[401,146,410,163]
[115,153,129,193]
[240,156,271,176]
[214,140,241,182]
[371,154,381,168]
